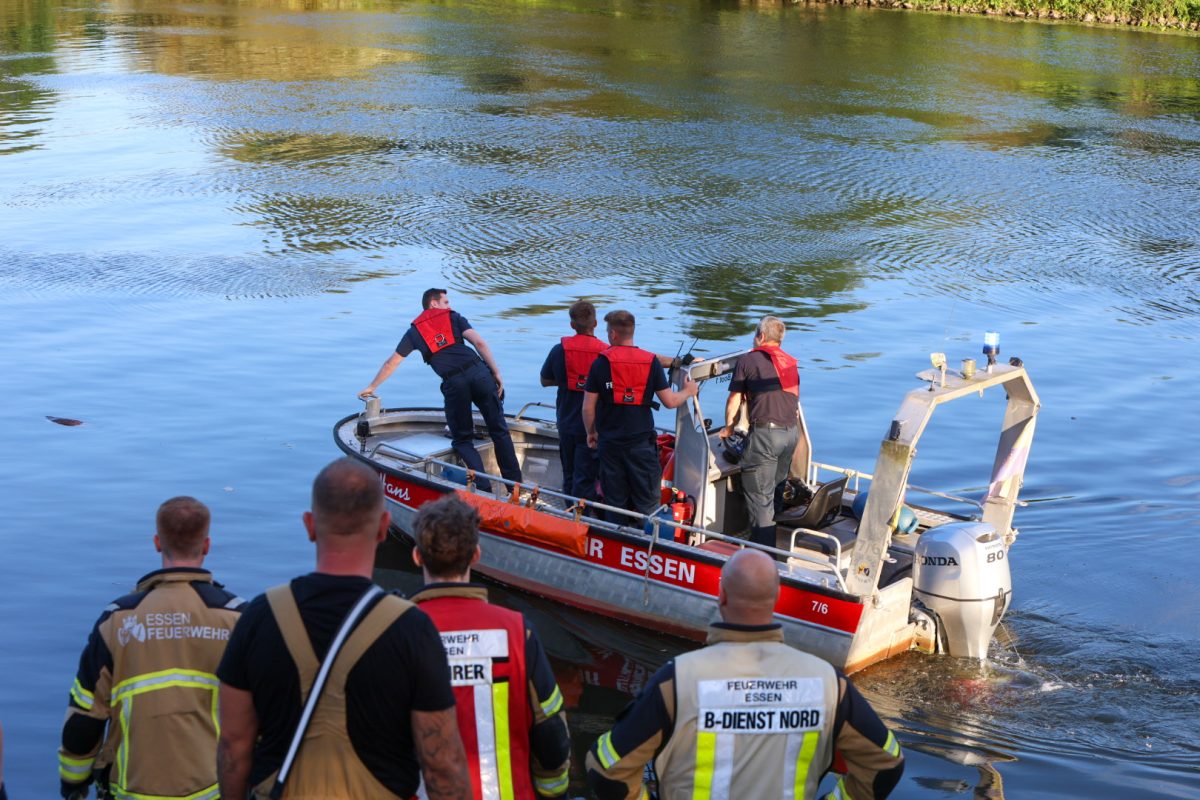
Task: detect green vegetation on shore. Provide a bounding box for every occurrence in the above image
[806,0,1200,31]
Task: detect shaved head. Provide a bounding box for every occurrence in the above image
[310,458,385,538]
[719,549,780,625]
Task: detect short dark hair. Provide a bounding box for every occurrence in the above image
[569,300,596,333]
[311,458,384,537]
[413,495,480,579]
[421,288,447,310]
[604,309,635,338]
[156,497,210,559]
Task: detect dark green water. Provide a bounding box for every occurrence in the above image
[2,0,1198,796]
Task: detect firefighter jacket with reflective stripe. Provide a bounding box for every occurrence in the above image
[250,584,413,800]
[752,344,799,397]
[584,623,904,800]
[601,346,657,406]
[412,307,458,360]
[60,568,244,800]
[412,584,571,799]
[561,335,607,392]
[655,626,836,800]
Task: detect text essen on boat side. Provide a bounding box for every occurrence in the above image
[336,345,1039,674]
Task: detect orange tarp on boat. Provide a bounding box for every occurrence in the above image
[455,490,589,557]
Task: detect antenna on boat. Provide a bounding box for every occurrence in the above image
[679,336,698,367]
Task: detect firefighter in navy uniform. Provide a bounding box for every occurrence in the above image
[585,549,904,800]
[540,300,607,499]
[409,494,572,799]
[360,287,521,492]
[720,315,803,550]
[59,497,245,800]
[582,310,697,518]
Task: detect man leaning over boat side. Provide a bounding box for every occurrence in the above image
[359,287,522,493]
[720,314,802,551]
[216,458,471,800]
[584,549,904,800]
[582,309,698,519]
[58,496,245,800]
[409,494,573,799]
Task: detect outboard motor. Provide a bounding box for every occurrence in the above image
[913,522,1011,659]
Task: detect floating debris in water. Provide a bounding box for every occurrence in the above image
[46,416,83,426]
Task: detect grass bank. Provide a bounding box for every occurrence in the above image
[800,0,1200,32]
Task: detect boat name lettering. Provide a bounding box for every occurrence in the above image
[618,546,696,583]
[587,538,604,558]
[383,479,410,502]
[699,708,821,733]
[920,555,959,566]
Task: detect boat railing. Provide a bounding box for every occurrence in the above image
[514,401,558,422]
[370,442,431,463]
[810,461,985,512]
[379,452,847,587]
[787,528,848,593]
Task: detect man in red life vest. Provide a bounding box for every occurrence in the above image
[409,494,573,800]
[360,288,521,492]
[720,315,802,550]
[540,300,606,500]
[543,302,690,503]
[583,310,698,518]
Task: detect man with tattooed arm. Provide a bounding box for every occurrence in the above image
[216,458,471,799]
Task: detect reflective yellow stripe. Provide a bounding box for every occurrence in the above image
[492,681,514,800]
[595,731,620,770]
[692,731,717,800]
[540,684,564,717]
[117,694,132,791]
[884,730,901,758]
[792,731,820,797]
[533,767,569,796]
[71,679,95,710]
[112,669,219,702]
[111,783,220,800]
[59,752,95,780]
[825,777,852,800]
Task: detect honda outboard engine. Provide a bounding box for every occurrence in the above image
[913,522,1011,659]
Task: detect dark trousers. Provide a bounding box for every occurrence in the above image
[598,436,661,519]
[560,432,600,500]
[741,424,799,550]
[441,362,522,491]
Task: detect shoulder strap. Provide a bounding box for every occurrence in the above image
[327,595,412,690]
[270,584,383,800]
[267,584,319,695]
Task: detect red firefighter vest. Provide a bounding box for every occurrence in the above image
[412,308,457,358]
[601,346,657,406]
[561,335,607,392]
[752,343,799,397]
[416,591,534,800]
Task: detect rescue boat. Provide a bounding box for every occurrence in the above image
[338,348,1038,674]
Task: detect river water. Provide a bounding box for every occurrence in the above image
[2,0,1198,796]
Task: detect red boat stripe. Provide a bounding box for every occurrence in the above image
[379,473,863,634]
